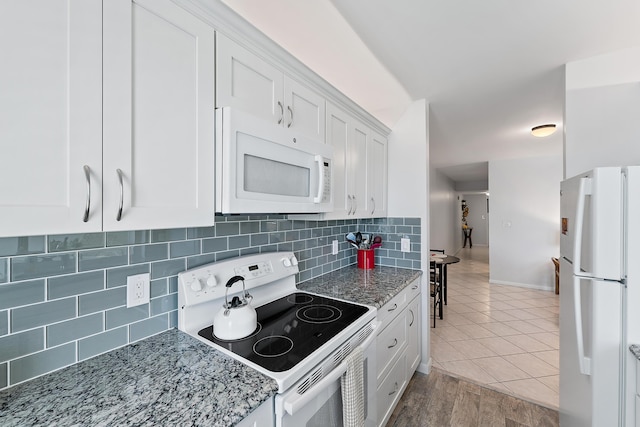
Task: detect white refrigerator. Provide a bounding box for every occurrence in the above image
[560,166,640,426]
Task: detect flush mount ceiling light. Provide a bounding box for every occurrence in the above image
[531,124,557,137]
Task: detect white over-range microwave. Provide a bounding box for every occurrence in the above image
[215,107,333,214]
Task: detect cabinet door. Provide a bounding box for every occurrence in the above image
[103,0,215,231]
[349,120,369,217]
[284,77,325,142]
[406,295,421,374]
[324,103,350,218]
[217,33,284,125]
[368,131,388,217]
[0,0,102,236]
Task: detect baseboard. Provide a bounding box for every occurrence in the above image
[489,279,554,292]
[417,358,432,375]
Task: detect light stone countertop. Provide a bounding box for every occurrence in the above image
[630,345,640,361]
[0,329,277,427]
[0,266,422,427]
[297,265,423,308]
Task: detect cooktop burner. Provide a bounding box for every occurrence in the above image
[198,292,368,372]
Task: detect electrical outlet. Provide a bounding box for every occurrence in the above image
[332,240,339,255]
[401,238,411,253]
[127,273,150,308]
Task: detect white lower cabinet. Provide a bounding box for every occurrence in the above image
[237,397,274,427]
[636,358,640,427]
[376,278,422,427]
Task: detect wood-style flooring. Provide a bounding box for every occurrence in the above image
[386,368,559,427]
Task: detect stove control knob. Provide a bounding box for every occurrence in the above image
[282,257,292,267]
[190,279,202,292]
[290,256,298,266]
[206,275,218,288]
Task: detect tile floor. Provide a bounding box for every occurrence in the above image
[430,246,560,409]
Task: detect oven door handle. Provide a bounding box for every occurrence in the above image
[283,326,377,416]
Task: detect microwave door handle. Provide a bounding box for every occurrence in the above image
[573,177,592,276]
[282,330,377,416]
[313,155,324,203]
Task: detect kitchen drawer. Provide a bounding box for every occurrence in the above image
[377,352,407,427]
[378,287,408,327]
[405,278,421,302]
[377,308,407,383]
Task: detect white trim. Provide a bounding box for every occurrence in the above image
[417,358,432,375]
[489,279,554,292]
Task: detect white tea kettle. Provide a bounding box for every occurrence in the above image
[213,275,257,340]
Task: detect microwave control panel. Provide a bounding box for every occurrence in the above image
[318,157,331,203]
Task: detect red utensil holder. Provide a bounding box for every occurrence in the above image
[357,249,375,269]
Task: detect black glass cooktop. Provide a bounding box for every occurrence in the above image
[198,292,368,372]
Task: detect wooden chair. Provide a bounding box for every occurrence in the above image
[430,260,443,327]
[552,257,560,294]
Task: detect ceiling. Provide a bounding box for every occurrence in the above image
[220,0,640,183]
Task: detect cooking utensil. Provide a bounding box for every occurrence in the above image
[371,243,382,249]
[372,235,382,245]
[213,275,257,340]
[355,232,362,246]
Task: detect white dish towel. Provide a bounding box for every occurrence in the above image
[341,346,365,427]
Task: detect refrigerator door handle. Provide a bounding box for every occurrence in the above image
[572,177,592,277]
[573,275,592,375]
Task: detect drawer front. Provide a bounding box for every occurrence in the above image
[636,395,640,427]
[406,295,421,374]
[405,278,421,302]
[377,309,407,383]
[378,287,407,327]
[377,352,407,427]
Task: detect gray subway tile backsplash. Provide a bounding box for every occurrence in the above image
[129,243,168,264]
[129,314,168,342]
[0,279,45,310]
[47,271,104,300]
[78,287,127,316]
[11,253,76,282]
[0,236,45,257]
[46,313,103,347]
[0,216,420,390]
[0,328,44,363]
[10,343,76,385]
[78,248,128,272]
[78,327,128,362]
[0,311,7,336]
[11,298,76,333]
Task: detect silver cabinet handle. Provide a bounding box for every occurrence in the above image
[277,101,284,125]
[409,309,415,327]
[370,197,375,215]
[347,195,353,215]
[412,285,419,290]
[352,195,357,215]
[287,105,293,128]
[388,382,398,396]
[83,165,91,222]
[387,303,397,312]
[388,338,398,349]
[116,168,124,221]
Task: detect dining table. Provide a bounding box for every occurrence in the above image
[430,253,460,305]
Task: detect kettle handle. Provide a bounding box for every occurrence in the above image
[225,275,245,287]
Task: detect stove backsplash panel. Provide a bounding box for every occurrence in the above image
[0,215,420,390]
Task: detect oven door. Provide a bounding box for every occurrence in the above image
[274,329,377,427]
[216,107,332,214]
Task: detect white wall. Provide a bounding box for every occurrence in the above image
[388,99,431,373]
[462,194,488,246]
[429,168,459,254]
[488,155,562,290]
[565,47,640,178]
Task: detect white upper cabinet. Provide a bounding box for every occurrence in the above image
[349,119,369,217]
[321,102,387,220]
[103,0,215,231]
[0,0,103,237]
[216,33,325,142]
[368,130,388,217]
